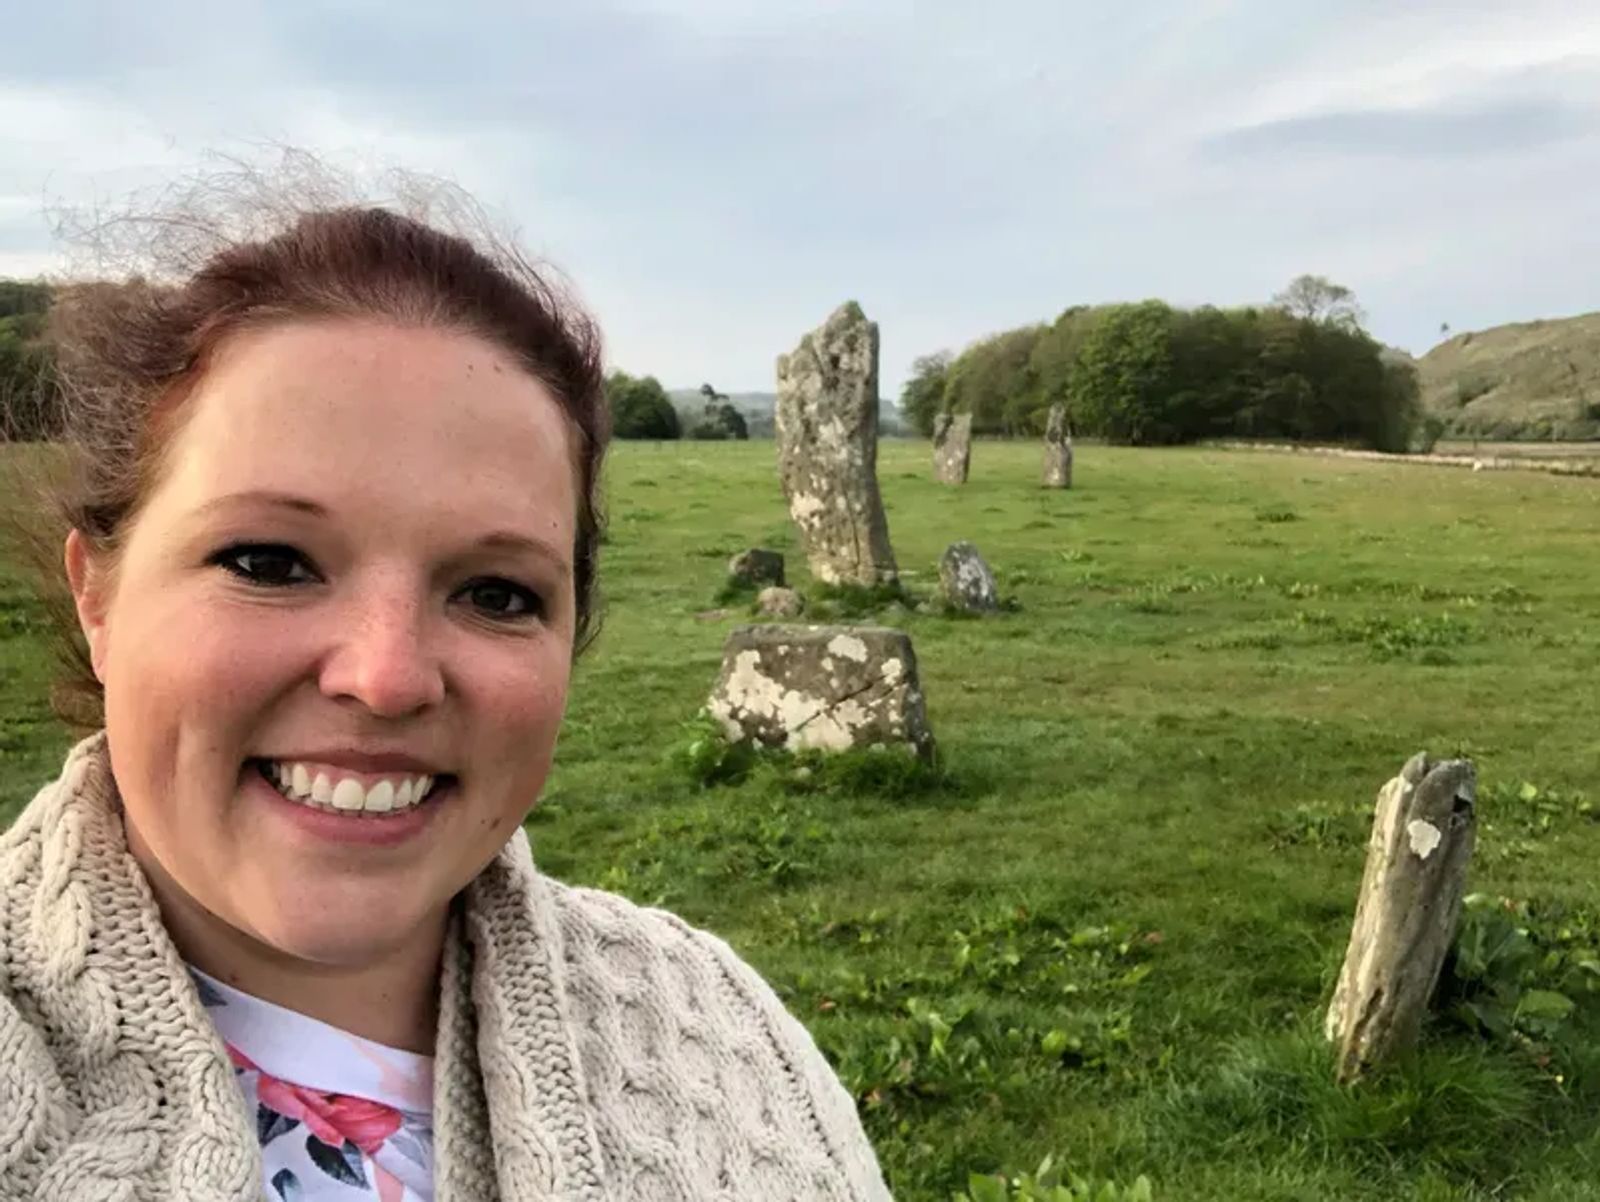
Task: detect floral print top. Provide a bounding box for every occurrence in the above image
[189,966,436,1202]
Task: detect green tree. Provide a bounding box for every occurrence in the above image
[0,280,58,441]
[898,351,952,437]
[1068,301,1179,445]
[1271,274,1365,331]
[944,325,1045,436]
[689,382,748,440]
[606,371,681,440]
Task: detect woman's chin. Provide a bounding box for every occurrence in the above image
[244,890,446,969]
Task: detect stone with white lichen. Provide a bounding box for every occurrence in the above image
[706,624,933,760]
[774,303,897,586]
[938,541,1000,614]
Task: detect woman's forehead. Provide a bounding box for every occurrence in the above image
[152,319,579,548]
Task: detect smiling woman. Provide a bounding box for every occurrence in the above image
[0,168,891,1202]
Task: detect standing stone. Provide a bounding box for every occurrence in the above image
[708,624,934,759]
[938,541,1000,613]
[1042,403,1073,488]
[1325,753,1477,1083]
[728,548,785,589]
[775,303,898,586]
[756,586,806,618]
[932,412,973,485]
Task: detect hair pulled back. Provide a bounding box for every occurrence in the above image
[22,157,610,727]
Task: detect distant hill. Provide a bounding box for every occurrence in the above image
[1417,313,1600,441]
[668,390,907,438]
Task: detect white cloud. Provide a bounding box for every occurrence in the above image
[2,1,1596,386]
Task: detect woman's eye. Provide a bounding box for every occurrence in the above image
[211,544,316,587]
[462,578,541,619]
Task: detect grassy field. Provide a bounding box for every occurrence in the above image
[5,439,1600,1200]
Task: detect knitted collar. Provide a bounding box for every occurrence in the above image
[1,734,607,1201]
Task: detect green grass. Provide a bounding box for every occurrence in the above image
[6,439,1600,1199]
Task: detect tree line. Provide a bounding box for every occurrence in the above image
[605,374,749,441]
[900,276,1429,453]
[4,274,1425,452]
[0,277,752,444]
[0,280,58,441]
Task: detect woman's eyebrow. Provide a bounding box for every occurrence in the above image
[191,490,329,519]
[468,531,572,579]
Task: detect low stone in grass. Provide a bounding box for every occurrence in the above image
[939,541,1000,613]
[727,548,785,589]
[756,586,806,618]
[708,624,935,760]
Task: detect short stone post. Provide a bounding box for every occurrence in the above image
[1324,752,1476,1083]
[932,412,972,484]
[1042,403,1073,488]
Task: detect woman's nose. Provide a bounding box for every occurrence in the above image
[318,589,446,718]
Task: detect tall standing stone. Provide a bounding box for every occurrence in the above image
[775,303,898,586]
[932,412,972,485]
[1042,403,1073,488]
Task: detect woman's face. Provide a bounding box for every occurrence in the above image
[69,317,578,969]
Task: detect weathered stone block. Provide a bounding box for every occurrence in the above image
[1325,752,1476,1083]
[708,624,934,759]
[939,541,1000,613]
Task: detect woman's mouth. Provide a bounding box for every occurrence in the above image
[251,759,454,816]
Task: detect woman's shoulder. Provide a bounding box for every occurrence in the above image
[536,878,893,1200]
[542,876,775,1014]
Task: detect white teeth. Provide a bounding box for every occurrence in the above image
[365,780,395,813]
[331,778,366,811]
[264,761,439,815]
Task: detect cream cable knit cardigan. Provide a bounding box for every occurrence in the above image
[0,735,893,1201]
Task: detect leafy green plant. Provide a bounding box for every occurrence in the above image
[768,745,962,802]
[956,1156,1154,1202]
[1438,894,1600,1066]
[666,713,758,787]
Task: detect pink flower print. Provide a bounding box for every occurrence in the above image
[226,1041,403,1156]
[254,1078,403,1155]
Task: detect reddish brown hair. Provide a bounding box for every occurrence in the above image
[23,192,609,728]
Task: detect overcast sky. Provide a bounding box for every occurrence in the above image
[3,1,1598,393]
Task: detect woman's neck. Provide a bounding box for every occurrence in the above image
[124,817,446,1055]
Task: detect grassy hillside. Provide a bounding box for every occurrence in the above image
[1418,313,1600,441]
[5,441,1600,1199]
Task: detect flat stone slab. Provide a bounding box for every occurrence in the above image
[708,624,934,759]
